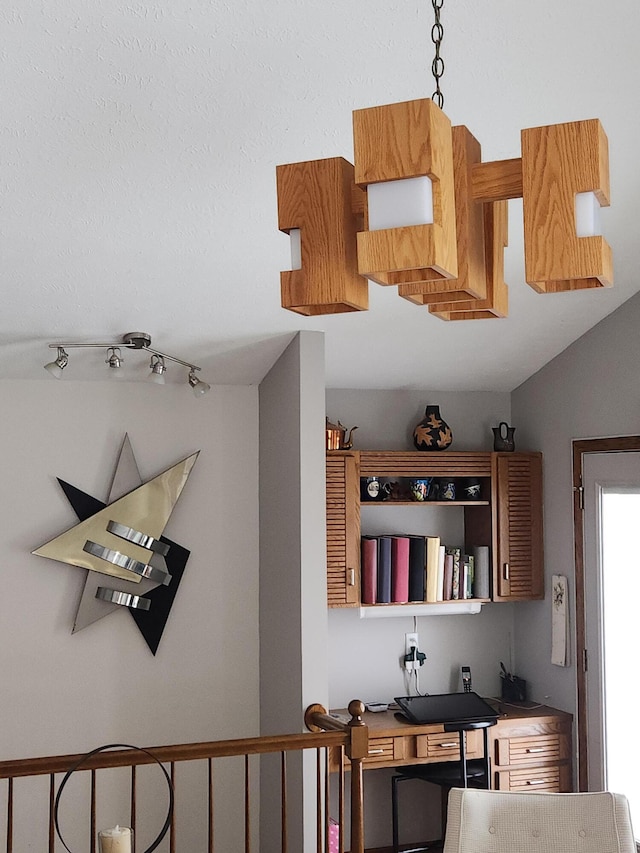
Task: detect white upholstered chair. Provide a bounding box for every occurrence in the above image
[443,788,636,853]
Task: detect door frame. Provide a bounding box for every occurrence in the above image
[572,435,640,791]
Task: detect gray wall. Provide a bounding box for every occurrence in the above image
[0,378,259,849]
[259,331,328,851]
[511,289,640,716]
[259,330,328,730]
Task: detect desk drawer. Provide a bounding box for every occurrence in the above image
[495,765,570,792]
[334,735,407,770]
[495,732,568,767]
[416,730,482,761]
[364,736,397,765]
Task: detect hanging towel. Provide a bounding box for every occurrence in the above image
[551,574,568,666]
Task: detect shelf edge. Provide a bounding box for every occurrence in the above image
[358,601,484,618]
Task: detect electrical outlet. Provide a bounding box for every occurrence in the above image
[404,632,419,670]
[405,632,419,657]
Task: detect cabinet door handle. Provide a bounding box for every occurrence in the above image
[439,742,458,748]
[503,562,510,581]
[348,568,355,586]
[368,749,385,755]
[526,779,548,785]
[526,748,545,753]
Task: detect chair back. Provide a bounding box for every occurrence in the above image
[443,788,636,853]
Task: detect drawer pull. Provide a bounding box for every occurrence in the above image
[526,748,545,753]
[527,779,548,786]
[368,749,385,755]
[439,742,458,748]
[348,568,355,586]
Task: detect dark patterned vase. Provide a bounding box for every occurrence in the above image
[413,405,453,451]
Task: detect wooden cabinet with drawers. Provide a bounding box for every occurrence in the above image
[490,705,573,792]
[326,449,544,608]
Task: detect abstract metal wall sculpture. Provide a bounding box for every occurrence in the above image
[33,435,198,654]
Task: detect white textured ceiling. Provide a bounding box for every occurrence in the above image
[2,0,638,390]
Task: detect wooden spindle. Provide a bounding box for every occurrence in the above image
[208,758,214,853]
[316,749,322,853]
[244,754,250,853]
[280,751,287,853]
[170,762,176,853]
[338,751,344,853]
[48,774,55,853]
[91,769,97,853]
[129,765,136,852]
[323,747,330,853]
[6,777,13,853]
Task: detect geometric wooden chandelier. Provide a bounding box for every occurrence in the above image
[277,99,612,320]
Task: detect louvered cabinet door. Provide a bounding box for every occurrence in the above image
[326,452,360,607]
[494,453,544,600]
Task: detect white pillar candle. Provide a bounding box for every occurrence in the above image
[98,825,133,853]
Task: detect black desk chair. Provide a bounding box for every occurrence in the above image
[391,718,496,853]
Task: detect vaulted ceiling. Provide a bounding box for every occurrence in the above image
[2,0,637,390]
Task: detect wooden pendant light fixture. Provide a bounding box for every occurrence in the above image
[276,6,612,320]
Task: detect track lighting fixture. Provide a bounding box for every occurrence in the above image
[188,369,211,398]
[148,354,166,385]
[44,347,69,379]
[105,347,123,370]
[44,332,210,396]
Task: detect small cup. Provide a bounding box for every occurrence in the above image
[439,480,456,501]
[361,477,391,502]
[409,478,433,501]
[462,478,482,500]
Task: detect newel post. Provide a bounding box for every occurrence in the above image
[346,700,368,853]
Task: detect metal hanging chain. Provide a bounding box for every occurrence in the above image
[431,0,445,108]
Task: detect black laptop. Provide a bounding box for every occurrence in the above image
[394,692,498,725]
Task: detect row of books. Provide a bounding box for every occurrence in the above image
[360,535,490,605]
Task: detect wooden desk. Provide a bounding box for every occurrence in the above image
[329,699,573,792]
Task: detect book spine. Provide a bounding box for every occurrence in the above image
[408,536,426,602]
[436,545,445,602]
[376,536,392,604]
[443,553,454,601]
[391,537,410,603]
[448,547,461,600]
[425,536,441,603]
[361,537,378,605]
[460,554,475,599]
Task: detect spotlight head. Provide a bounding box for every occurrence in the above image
[148,354,167,385]
[105,347,123,369]
[44,347,69,379]
[188,369,210,397]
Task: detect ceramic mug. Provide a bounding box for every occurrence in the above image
[409,478,433,501]
[439,480,456,501]
[361,477,391,502]
[462,478,482,500]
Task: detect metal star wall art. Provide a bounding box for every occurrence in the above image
[33,435,199,654]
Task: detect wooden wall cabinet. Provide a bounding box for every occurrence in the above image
[326,452,360,606]
[326,450,544,608]
[491,707,572,792]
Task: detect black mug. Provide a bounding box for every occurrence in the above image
[361,477,391,502]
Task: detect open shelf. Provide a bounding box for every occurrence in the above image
[358,600,489,618]
[360,500,490,507]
